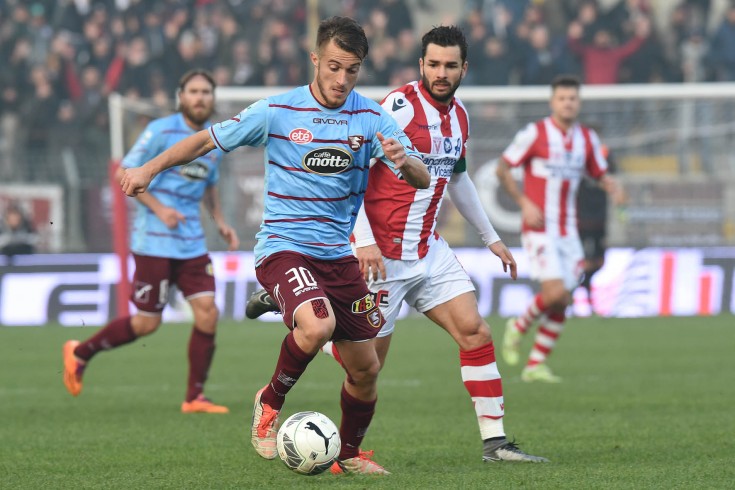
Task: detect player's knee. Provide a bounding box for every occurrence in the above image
[457,319,492,349]
[348,359,381,387]
[131,314,161,336]
[295,320,334,351]
[193,301,219,332]
[543,287,569,309]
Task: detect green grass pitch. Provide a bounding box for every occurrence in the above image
[1,315,733,489]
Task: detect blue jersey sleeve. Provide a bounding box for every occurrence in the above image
[121,122,165,169]
[209,99,269,152]
[370,108,422,174]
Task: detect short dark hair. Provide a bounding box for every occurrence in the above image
[551,74,581,91]
[178,69,216,92]
[421,25,468,63]
[316,16,368,60]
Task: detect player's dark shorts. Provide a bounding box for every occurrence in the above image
[131,253,215,314]
[580,229,607,261]
[256,251,384,342]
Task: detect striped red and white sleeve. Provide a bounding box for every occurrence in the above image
[582,127,609,179]
[501,122,539,167]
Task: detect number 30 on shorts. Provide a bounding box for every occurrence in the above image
[285,266,318,295]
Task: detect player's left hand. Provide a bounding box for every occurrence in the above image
[489,240,517,280]
[377,131,407,169]
[601,175,626,205]
[121,167,153,196]
[218,223,240,251]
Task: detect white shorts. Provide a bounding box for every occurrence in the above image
[367,237,475,338]
[521,231,584,291]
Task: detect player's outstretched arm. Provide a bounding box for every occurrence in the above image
[376,131,430,189]
[121,130,217,196]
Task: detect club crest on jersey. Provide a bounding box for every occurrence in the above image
[432,137,443,154]
[289,128,313,144]
[366,308,383,328]
[348,135,364,151]
[180,161,209,181]
[302,147,352,175]
[351,293,376,313]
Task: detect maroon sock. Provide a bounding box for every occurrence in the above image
[338,385,376,460]
[74,316,136,362]
[260,332,315,410]
[185,327,215,402]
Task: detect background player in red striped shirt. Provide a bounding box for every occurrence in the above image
[497,75,622,383]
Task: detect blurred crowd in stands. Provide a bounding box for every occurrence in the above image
[1,0,734,184]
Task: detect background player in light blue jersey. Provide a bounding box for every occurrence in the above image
[120,17,429,474]
[63,70,239,414]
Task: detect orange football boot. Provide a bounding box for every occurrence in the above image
[330,449,390,475]
[181,394,230,414]
[62,340,84,396]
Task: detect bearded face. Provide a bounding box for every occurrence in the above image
[179,75,215,127]
[419,43,466,104]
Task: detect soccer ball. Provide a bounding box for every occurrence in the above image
[276,411,341,475]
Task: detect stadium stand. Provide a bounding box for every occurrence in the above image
[0,0,733,252]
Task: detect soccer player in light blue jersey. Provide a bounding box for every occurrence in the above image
[63,70,239,414]
[120,17,430,474]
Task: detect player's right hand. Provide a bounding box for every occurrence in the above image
[156,207,186,229]
[120,167,153,196]
[520,197,544,229]
[355,244,386,282]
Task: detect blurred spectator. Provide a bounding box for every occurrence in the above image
[118,36,154,97]
[21,66,60,180]
[520,25,566,85]
[380,0,414,35]
[475,36,514,85]
[567,16,650,84]
[680,28,710,82]
[229,38,260,85]
[709,5,735,81]
[0,203,39,257]
[362,38,397,85]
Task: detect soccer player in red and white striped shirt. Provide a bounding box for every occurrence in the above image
[325,26,547,463]
[496,75,621,383]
